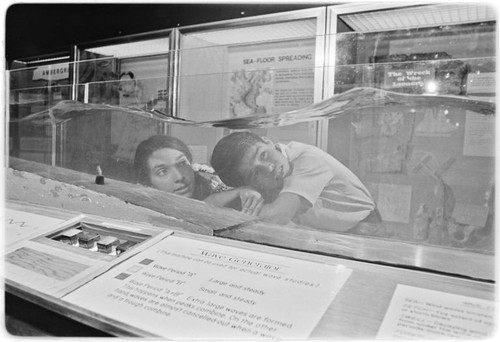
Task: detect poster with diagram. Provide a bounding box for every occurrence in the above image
[228,39,316,118]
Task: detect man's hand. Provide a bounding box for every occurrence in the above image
[239,187,264,216]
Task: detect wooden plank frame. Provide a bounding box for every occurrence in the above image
[7,156,495,281]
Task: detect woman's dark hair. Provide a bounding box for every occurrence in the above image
[133,134,212,200]
[134,135,193,186]
[210,131,265,187]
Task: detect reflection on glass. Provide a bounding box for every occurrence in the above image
[9,62,72,165]
[177,18,320,153]
[334,22,495,94]
[7,19,496,258]
[330,21,496,253]
[76,54,170,108]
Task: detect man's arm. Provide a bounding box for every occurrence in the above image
[204,188,264,216]
[258,192,303,225]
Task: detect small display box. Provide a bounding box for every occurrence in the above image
[97,236,120,254]
[47,220,150,257]
[56,228,83,245]
[78,231,101,249]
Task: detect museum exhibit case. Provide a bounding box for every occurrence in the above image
[5,2,497,339]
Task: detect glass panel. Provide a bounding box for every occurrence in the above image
[8,62,72,165]
[75,55,170,109]
[71,52,170,180]
[78,37,171,109]
[175,19,321,157]
[38,38,174,180]
[6,8,495,275]
[327,21,496,254]
[8,56,170,182]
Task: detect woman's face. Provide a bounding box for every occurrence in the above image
[147,148,196,198]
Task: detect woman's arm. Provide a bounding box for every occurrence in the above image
[258,192,303,225]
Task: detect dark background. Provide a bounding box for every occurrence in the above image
[5,3,326,63]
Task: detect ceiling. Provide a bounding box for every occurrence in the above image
[6,2,496,63]
[5,3,325,62]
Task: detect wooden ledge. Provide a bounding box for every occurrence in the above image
[7,157,495,281]
[8,157,255,234]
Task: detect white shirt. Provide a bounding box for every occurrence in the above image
[278,141,376,231]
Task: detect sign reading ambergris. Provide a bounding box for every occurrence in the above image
[63,235,352,339]
[32,62,69,81]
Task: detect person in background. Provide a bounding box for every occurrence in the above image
[134,135,263,215]
[210,131,381,232]
[118,71,143,106]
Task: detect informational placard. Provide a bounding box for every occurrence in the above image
[452,203,489,227]
[415,109,458,137]
[384,68,435,90]
[5,240,117,298]
[377,284,495,339]
[3,209,78,254]
[32,62,69,81]
[228,39,315,117]
[63,235,352,339]
[466,72,496,95]
[463,111,495,157]
[377,183,412,223]
[4,214,174,298]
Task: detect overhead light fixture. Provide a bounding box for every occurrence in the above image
[340,3,496,32]
[86,38,171,58]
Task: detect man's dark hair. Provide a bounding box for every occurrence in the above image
[119,71,135,79]
[210,131,265,187]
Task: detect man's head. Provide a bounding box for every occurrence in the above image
[211,131,290,192]
[118,71,137,97]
